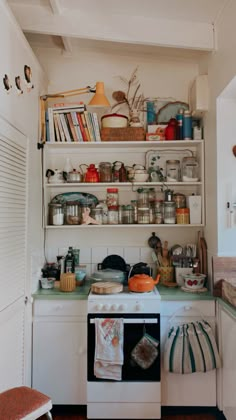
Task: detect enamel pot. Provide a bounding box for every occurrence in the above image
[128,273,160,293]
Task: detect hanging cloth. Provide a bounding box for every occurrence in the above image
[164,320,221,374]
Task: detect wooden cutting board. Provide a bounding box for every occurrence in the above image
[91,282,123,294]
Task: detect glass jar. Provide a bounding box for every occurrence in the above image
[96,200,108,224]
[65,201,81,225]
[122,205,134,224]
[137,207,150,224]
[131,200,138,223]
[106,188,119,207]
[155,200,164,224]
[173,193,186,209]
[166,159,180,182]
[164,201,176,224]
[90,208,103,224]
[176,208,190,224]
[99,162,112,182]
[48,203,64,226]
[182,156,199,182]
[137,189,149,207]
[108,206,119,224]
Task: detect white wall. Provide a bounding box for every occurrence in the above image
[199,1,236,262]
[0,2,46,292]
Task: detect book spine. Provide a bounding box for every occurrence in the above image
[84,111,95,142]
[53,113,61,142]
[71,111,83,142]
[48,107,55,142]
[63,113,74,141]
[51,104,86,112]
[80,113,90,142]
[92,112,101,142]
[66,112,78,142]
[59,114,71,142]
[45,110,50,142]
[55,113,65,142]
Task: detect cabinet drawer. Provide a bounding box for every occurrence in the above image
[33,299,87,317]
[161,300,215,318]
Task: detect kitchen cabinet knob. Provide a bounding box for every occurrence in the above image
[118,304,127,311]
[103,304,110,311]
[95,304,103,311]
[111,304,118,311]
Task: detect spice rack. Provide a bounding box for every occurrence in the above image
[43,140,205,228]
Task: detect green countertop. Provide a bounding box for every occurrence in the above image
[157,284,215,300]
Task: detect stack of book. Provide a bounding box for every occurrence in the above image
[46,103,101,142]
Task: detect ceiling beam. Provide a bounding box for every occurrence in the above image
[9,3,215,51]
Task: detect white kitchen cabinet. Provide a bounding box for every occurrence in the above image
[218,304,236,420]
[43,140,205,229]
[32,299,87,405]
[160,299,217,406]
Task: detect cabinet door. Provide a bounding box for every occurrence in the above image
[221,309,236,420]
[33,319,87,405]
[161,301,216,406]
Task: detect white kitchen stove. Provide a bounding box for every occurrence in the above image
[88,286,161,314]
[87,285,161,419]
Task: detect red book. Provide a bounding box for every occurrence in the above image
[77,112,90,142]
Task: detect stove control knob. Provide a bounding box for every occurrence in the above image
[119,304,127,311]
[111,304,118,311]
[135,302,144,311]
[103,304,110,311]
[95,304,103,311]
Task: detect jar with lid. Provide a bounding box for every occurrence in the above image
[182,156,199,182]
[122,205,134,224]
[99,162,112,182]
[48,203,64,226]
[131,200,138,223]
[106,188,119,207]
[155,200,164,224]
[164,201,176,224]
[173,192,186,209]
[176,208,190,224]
[108,206,119,224]
[166,160,180,182]
[96,200,108,224]
[90,208,103,224]
[137,207,150,224]
[65,201,81,225]
[137,188,149,207]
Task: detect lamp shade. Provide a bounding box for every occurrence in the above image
[88,82,110,106]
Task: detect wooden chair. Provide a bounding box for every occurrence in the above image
[0,386,53,419]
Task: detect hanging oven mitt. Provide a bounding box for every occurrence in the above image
[131,325,159,370]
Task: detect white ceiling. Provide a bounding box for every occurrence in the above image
[7,0,229,57]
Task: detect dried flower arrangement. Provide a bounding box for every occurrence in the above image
[111,67,145,114]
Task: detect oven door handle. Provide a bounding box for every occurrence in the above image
[89,318,158,324]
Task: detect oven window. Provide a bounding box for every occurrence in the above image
[88,314,160,382]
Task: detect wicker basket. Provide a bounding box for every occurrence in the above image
[101,127,146,142]
[60,273,76,292]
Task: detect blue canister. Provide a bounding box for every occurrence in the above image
[183,110,192,140]
[146,100,156,125]
[176,108,184,140]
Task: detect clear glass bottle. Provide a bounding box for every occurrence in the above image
[122,205,134,224]
[131,200,138,223]
[96,200,108,224]
[48,203,64,226]
[164,201,176,224]
[108,206,119,224]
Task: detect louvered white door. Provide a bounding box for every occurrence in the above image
[0,115,29,391]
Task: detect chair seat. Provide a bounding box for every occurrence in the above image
[0,386,52,420]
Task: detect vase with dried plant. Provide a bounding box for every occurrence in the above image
[111,67,145,127]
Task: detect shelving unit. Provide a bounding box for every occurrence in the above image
[43,140,205,229]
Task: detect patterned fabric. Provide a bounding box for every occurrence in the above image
[0,386,51,420]
[164,320,221,374]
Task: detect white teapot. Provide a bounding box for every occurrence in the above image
[46,169,65,184]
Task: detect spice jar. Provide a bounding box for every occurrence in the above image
[99,162,112,182]
[65,201,81,225]
[155,200,164,224]
[166,159,180,182]
[137,207,150,224]
[108,206,119,224]
[164,201,176,224]
[131,200,138,223]
[122,205,134,224]
[137,189,149,207]
[106,188,119,207]
[182,156,199,182]
[176,208,190,224]
[48,203,64,226]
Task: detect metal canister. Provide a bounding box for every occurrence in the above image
[183,110,192,140]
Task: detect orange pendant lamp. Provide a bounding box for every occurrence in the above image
[88,82,110,107]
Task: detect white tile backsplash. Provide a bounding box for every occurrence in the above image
[124,247,140,264]
[91,247,108,263]
[140,247,153,263]
[80,247,92,263]
[107,247,124,257]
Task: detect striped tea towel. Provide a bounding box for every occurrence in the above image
[164,320,221,374]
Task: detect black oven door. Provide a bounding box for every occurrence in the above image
[87,313,160,382]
